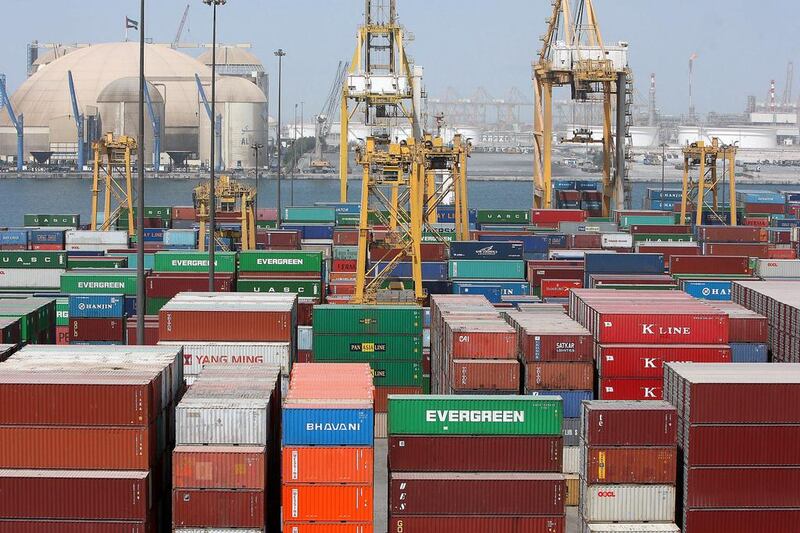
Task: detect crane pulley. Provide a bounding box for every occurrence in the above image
[194,175,256,252]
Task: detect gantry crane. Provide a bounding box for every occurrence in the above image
[194,175,256,252]
[679,138,737,226]
[90,132,136,236]
[352,134,470,304]
[339,0,424,202]
[0,74,23,171]
[533,0,632,215]
[311,61,349,173]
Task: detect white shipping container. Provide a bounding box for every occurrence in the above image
[754,259,800,279]
[297,326,313,351]
[580,483,675,522]
[601,233,633,249]
[423,328,431,349]
[176,398,270,445]
[175,530,264,533]
[563,445,579,474]
[583,524,680,533]
[0,268,64,288]
[300,242,332,260]
[66,230,128,245]
[159,341,292,376]
[374,412,388,439]
[792,226,799,242]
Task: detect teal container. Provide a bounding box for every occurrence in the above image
[282,206,336,223]
[619,215,674,227]
[333,246,359,260]
[448,260,525,280]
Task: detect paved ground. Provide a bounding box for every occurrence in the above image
[374,438,581,533]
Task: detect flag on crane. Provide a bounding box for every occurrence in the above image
[126,17,139,30]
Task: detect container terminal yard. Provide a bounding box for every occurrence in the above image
[1,1,800,532]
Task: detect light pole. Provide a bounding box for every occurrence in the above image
[203,0,225,291]
[252,142,263,217]
[136,0,145,344]
[274,49,286,227]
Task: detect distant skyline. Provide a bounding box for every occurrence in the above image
[2,0,799,122]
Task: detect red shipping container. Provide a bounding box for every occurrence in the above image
[31,243,63,251]
[282,485,373,522]
[745,203,785,215]
[582,401,677,446]
[333,229,359,245]
[282,447,373,483]
[369,243,447,262]
[451,359,520,391]
[696,226,767,243]
[390,472,564,516]
[584,446,677,484]
[0,470,150,520]
[374,386,424,413]
[686,467,800,508]
[0,425,157,470]
[284,524,374,533]
[0,522,150,533]
[636,243,700,270]
[599,378,663,400]
[525,362,593,390]
[297,301,313,326]
[591,307,729,344]
[540,279,583,299]
[329,282,355,295]
[296,350,314,363]
[708,302,768,343]
[596,344,731,378]
[532,209,585,224]
[448,326,517,358]
[519,332,593,363]
[670,255,751,275]
[684,425,800,466]
[146,273,233,298]
[684,509,800,533]
[172,445,266,489]
[528,264,584,290]
[703,243,770,258]
[256,207,278,221]
[172,489,264,528]
[70,318,125,342]
[567,233,602,249]
[255,229,300,247]
[745,217,770,227]
[159,308,292,342]
[630,224,693,234]
[676,379,800,424]
[388,435,562,473]
[172,206,196,220]
[56,325,70,345]
[332,259,357,272]
[125,315,160,345]
[389,516,564,533]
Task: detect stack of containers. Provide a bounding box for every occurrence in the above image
[450,240,529,303]
[23,214,80,228]
[238,250,324,302]
[732,280,800,362]
[737,190,786,224]
[0,229,29,250]
[28,228,66,250]
[282,363,374,532]
[580,401,680,532]
[65,230,128,253]
[528,260,585,298]
[695,225,770,259]
[0,345,182,531]
[388,394,566,532]
[0,296,56,344]
[583,252,665,288]
[569,289,731,400]
[754,258,800,280]
[312,304,424,434]
[282,206,336,241]
[430,295,519,396]
[504,309,593,484]
[67,294,126,345]
[173,363,282,532]
[664,363,800,532]
[0,250,66,290]
[147,251,236,314]
[330,228,359,297]
[707,301,769,362]
[159,292,298,392]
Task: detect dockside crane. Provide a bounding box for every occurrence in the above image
[67,70,85,171]
[0,74,23,171]
[311,61,349,173]
[339,0,424,202]
[533,0,632,215]
[679,138,737,227]
[195,73,223,171]
[172,5,190,49]
[143,81,161,172]
[90,132,136,235]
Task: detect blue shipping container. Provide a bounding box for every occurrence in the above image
[479,234,549,254]
[545,234,567,249]
[683,280,732,301]
[370,261,448,281]
[68,295,125,318]
[584,252,664,286]
[422,280,452,295]
[552,180,577,190]
[453,281,529,304]
[0,230,28,245]
[436,206,478,224]
[730,343,768,363]
[450,241,523,260]
[29,230,65,245]
[452,283,501,303]
[648,199,679,211]
[314,202,361,215]
[282,224,335,240]
[774,219,800,228]
[164,229,197,247]
[737,191,785,204]
[529,390,592,418]
[648,188,684,201]
[575,181,601,191]
[142,228,164,242]
[124,296,138,317]
[282,407,374,445]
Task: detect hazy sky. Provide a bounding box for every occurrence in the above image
[2,0,799,120]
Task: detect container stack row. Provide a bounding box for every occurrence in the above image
[0,345,182,532]
[569,289,731,400]
[429,295,520,395]
[67,294,126,344]
[664,362,800,532]
[282,363,375,532]
[172,364,282,532]
[312,304,424,435]
[0,296,55,344]
[706,301,769,362]
[580,400,679,532]
[388,395,566,532]
[732,280,800,362]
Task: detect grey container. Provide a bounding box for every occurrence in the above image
[580,482,676,522]
[176,397,271,445]
[582,524,680,533]
[297,326,313,352]
[563,417,581,446]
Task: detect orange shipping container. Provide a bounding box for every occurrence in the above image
[282,485,373,522]
[374,386,424,413]
[0,425,157,470]
[284,524,373,533]
[525,362,594,390]
[450,359,520,392]
[282,447,373,484]
[173,445,266,489]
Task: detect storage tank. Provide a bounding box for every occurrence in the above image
[678,126,777,149]
[97,77,165,166]
[198,76,267,169]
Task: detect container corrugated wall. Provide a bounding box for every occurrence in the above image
[176,400,270,445]
[579,483,676,522]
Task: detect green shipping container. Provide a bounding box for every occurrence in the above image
[55,298,69,326]
[239,251,322,273]
[23,214,80,227]
[333,246,359,260]
[256,220,279,229]
[153,252,236,273]
[313,305,422,335]
[324,360,423,387]
[282,207,336,223]
[145,297,170,315]
[237,278,322,298]
[60,273,137,295]
[476,209,530,225]
[68,257,128,269]
[422,377,431,394]
[448,260,525,280]
[0,251,67,269]
[422,231,456,243]
[119,206,172,221]
[313,334,422,361]
[388,395,563,436]
[633,233,694,243]
[335,213,360,227]
[620,215,674,227]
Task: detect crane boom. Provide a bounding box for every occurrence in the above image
[173,5,190,48]
[0,74,23,171]
[67,70,85,170]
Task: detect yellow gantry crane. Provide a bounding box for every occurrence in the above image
[352,134,470,305]
[679,138,738,226]
[194,175,257,252]
[533,0,632,215]
[90,132,136,236]
[339,0,423,203]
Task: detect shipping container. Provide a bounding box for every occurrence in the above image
[172,489,264,528]
[580,483,676,522]
[582,401,677,446]
[172,445,266,489]
[683,509,800,533]
[313,334,421,361]
[450,241,524,260]
[681,424,800,466]
[449,260,526,280]
[529,390,591,418]
[670,255,751,275]
[595,344,731,378]
[237,278,322,298]
[313,305,422,334]
[388,516,564,533]
[729,342,768,362]
[599,378,663,400]
[284,525,373,533]
[60,272,137,295]
[582,446,676,484]
[450,359,521,391]
[283,407,374,446]
[282,447,373,483]
[685,467,800,508]
[283,485,373,521]
[583,524,680,533]
[525,362,593,390]
[69,318,125,343]
[0,521,151,533]
[0,251,67,268]
[176,397,271,446]
[68,295,125,319]
[153,251,236,273]
[239,250,323,273]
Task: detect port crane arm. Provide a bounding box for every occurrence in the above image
[67,70,85,170]
[195,73,212,119]
[143,81,161,171]
[173,4,190,48]
[0,75,23,171]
